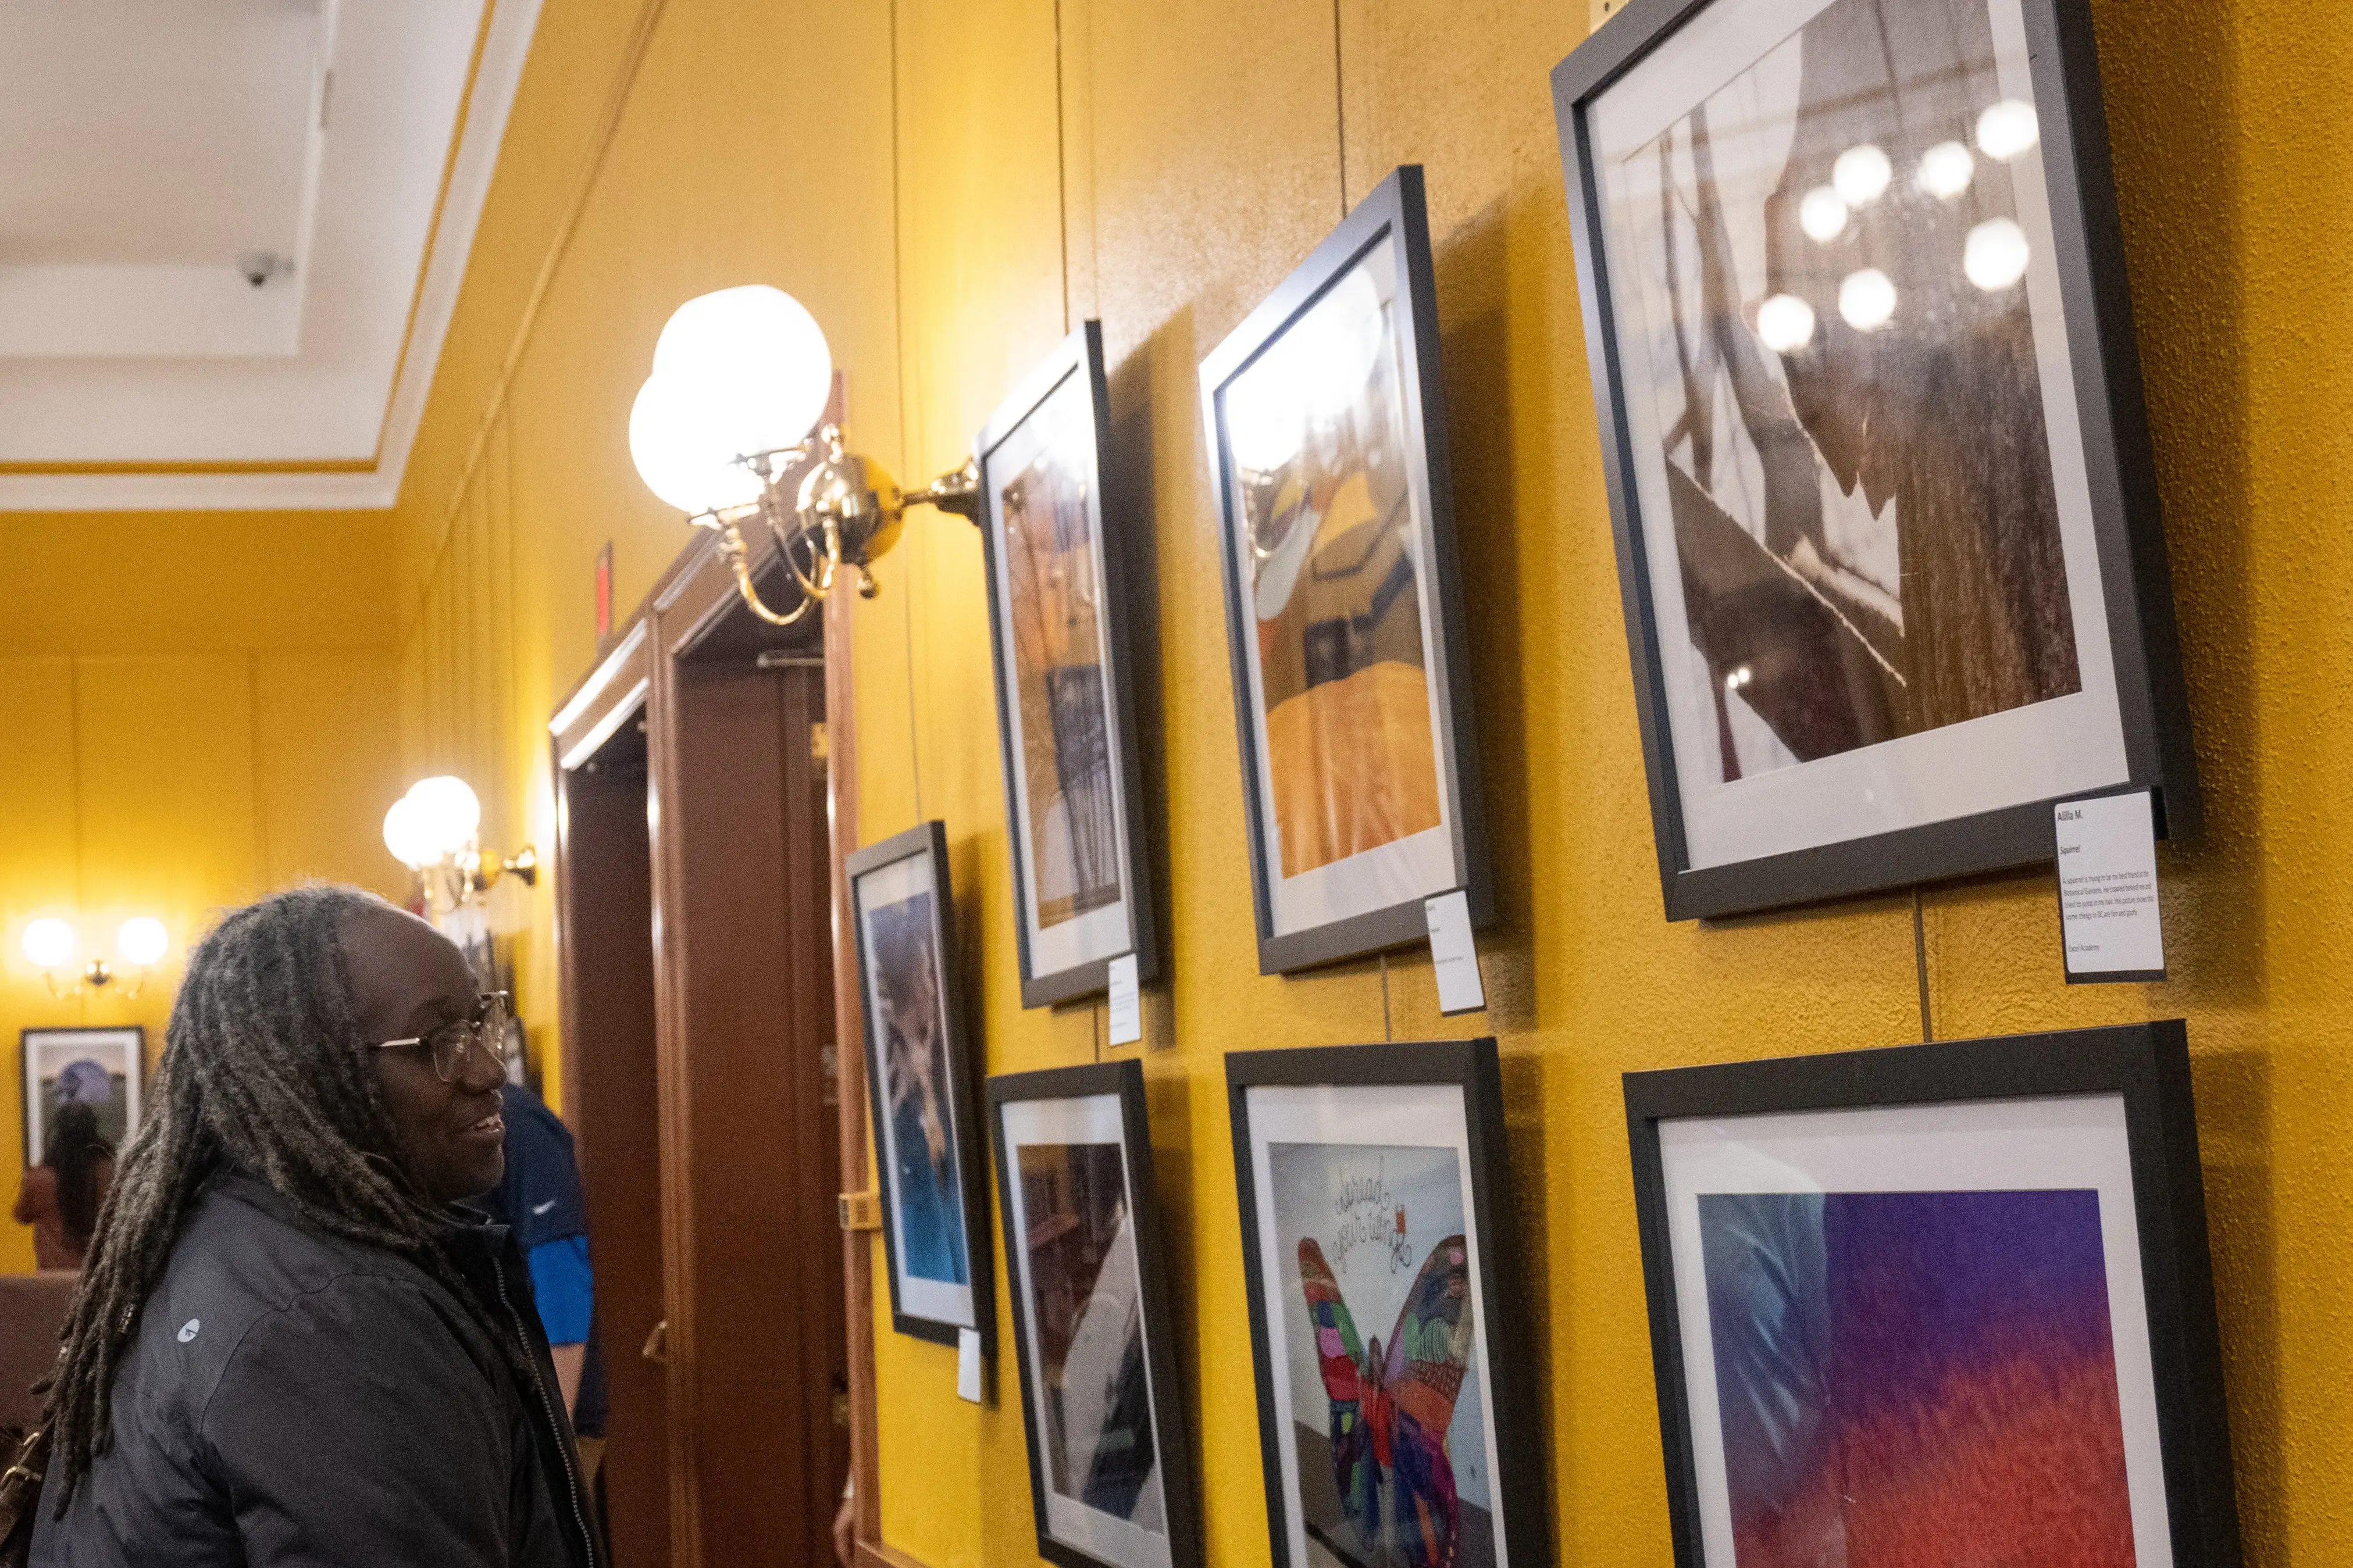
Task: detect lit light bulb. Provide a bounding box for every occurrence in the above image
[1756,294,1817,353]
[22,917,76,970]
[1976,99,2040,162]
[117,917,168,968]
[1798,185,1849,244]
[1838,269,1898,331]
[405,776,483,859]
[629,374,770,516]
[651,285,833,449]
[630,285,835,517]
[383,794,437,869]
[1831,145,1893,208]
[1916,141,1975,199]
[1964,217,2031,291]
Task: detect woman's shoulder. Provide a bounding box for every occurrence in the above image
[12,1164,57,1218]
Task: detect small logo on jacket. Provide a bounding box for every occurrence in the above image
[177,1320,201,1343]
[531,1199,557,1216]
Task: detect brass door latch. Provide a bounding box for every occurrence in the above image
[838,1189,881,1232]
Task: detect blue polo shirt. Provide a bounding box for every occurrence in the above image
[484,1081,605,1437]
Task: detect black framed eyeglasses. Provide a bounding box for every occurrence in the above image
[364,991,512,1084]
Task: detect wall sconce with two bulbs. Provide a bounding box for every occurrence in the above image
[383,775,537,918]
[21,915,170,999]
[626,285,980,627]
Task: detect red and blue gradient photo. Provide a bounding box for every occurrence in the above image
[1699,1189,2134,1568]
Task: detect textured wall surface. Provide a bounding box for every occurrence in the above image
[382,0,2348,1560]
[0,510,404,1272]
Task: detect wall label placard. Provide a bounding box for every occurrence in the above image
[1425,890,1486,1015]
[2056,791,2165,983]
[1107,952,1141,1045]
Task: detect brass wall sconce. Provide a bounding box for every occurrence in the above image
[21,915,169,999]
[383,776,538,917]
[626,285,979,628]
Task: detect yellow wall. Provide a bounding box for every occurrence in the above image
[0,510,405,1273]
[392,0,2348,1562]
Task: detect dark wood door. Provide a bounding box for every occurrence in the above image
[557,718,672,1567]
[665,658,847,1567]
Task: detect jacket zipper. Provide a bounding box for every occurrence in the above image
[493,1266,598,1568]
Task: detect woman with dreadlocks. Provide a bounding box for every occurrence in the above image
[21,885,602,1568]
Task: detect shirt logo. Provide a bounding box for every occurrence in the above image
[177,1320,201,1343]
[531,1199,558,1216]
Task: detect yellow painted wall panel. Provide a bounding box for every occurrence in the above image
[254,652,409,894]
[0,511,397,656]
[0,659,82,1275]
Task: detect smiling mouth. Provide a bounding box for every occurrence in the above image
[465,1112,505,1140]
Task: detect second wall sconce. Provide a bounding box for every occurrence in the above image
[383,775,537,917]
[22,914,170,998]
[626,285,979,628]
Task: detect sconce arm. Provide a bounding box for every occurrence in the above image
[901,458,982,526]
[696,513,819,627]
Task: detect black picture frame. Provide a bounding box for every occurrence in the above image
[975,322,1161,1008]
[986,1059,1204,1568]
[1227,1040,1547,1568]
[846,820,994,1352]
[1550,0,2200,921]
[1199,165,1493,974]
[21,1026,145,1170]
[1624,1021,2241,1568]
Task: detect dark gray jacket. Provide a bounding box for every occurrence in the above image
[31,1173,602,1568]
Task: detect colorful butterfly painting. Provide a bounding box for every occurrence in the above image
[1297,1233,1476,1568]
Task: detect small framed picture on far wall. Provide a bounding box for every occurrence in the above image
[22,1027,144,1169]
[847,821,993,1352]
[976,322,1160,1008]
[1199,165,1493,975]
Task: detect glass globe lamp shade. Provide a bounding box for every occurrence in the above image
[406,776,483,859]
[383,794,437,869]
[629,374,769,516]
[117,916,169,968]
[22,917,76,970]
[652,285,833,455]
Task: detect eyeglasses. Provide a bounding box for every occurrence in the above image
[365,992,512,1084]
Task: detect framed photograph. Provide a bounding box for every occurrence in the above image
[1551,0,2199,920]
[21,1027,144,1169]
[847,821,993,1351]
[987,1060,1202,1568]
[1199,165,1492,974]
[1227,1041,1546,1568]
[1624,1021,2241,1568]
[977,322,1160,1008]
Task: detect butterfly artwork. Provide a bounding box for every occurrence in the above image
[1297,1232,1476,1568]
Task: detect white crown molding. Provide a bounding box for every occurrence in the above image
[0,0,546,515]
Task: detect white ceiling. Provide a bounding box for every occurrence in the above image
[0,0,546,509]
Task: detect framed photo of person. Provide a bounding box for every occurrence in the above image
[21,1027,144,1168]
[1624,1021,2241,1568]
[847,821,993,1351]
[987,1059,1203,1568]
[1550,0,2200,920]
[1199,165,1493,974]
[977,322,1160,1008]
[1227,1040,1546,1568]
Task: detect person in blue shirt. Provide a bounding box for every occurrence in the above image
[482,1079,607,1446]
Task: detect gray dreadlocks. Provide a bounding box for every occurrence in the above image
[44,883,536,1506]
